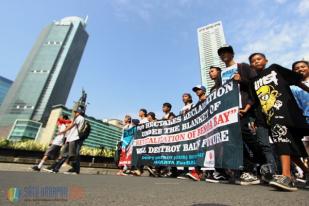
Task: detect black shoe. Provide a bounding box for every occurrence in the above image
[269,175,297,191]
[206,171,226,183]
[31,165,40,172]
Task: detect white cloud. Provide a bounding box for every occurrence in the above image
[237,21,309,68]
[298,0,309,15]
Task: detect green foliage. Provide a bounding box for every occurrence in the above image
[0,139,115,157]
[0,139,47,151]
[80,146,115,157]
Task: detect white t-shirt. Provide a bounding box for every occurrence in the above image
[140,117,148,124]
[180,103,194,115]
[221,63,238,84]
[66,115,85,142]
[52,124,66,146]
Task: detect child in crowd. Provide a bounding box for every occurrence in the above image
[249,53,309,191]
[31,115,71,171]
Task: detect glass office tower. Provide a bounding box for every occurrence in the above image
[0,16,89,137]
[0,76,13,106]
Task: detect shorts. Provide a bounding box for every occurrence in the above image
[44,145,61,159]
[270,123,308,157]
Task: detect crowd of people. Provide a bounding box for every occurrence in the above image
[117,44,309,192]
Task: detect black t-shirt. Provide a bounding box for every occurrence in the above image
[252,64,308,129]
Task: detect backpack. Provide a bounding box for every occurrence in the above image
[78,120,91,140]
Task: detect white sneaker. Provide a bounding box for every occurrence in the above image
[237,172,260,185]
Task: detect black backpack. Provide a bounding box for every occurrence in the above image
[78,120,91,140]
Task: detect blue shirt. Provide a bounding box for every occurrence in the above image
[291,80,309,124]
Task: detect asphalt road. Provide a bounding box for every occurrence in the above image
[0,168,308,206]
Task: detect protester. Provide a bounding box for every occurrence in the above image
[177,93,194,180]
[145,112,160,177]
[139,108,149,124]
[31,115,71,172]
[218,45,263,185]
[291,60,309,186]
[117,115,133,176]
[249,53,309,191]
[204,66,231,183]
[147,112,156,122]
[247,53,277,184]
[162,103,176,120]
[184,85,208,181]
[209,66,222,93]
[180,93,194,115]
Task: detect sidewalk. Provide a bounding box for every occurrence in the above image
[0,156,117,169]
[0,162,119,175]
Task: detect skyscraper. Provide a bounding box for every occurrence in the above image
[197,21,226,94]
[0,16,89,137]
[0,76,13,106]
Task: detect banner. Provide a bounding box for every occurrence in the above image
[132,81,243,170]
[118,126,136,166]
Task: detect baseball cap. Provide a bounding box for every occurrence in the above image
[192,85,206,92]
[217,44,234,56]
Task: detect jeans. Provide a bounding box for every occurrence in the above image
[53,139,84,173]
[256,126,276,174]
[71,139,84,173]
[240,115,264,173]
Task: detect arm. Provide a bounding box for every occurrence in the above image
[59,122,75,135]
[239,104,251,117]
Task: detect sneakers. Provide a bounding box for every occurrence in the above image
[116,170,128,176]
[42,168,54,173]
[177,172,189,180]
[206,171,229,183]
[31,165,40,172]
[131,170,142,176]
[187,170,202,181]
[63,168,78,175]
[145,166,158,177]
[269,175,298,191]
[237,172,260,186]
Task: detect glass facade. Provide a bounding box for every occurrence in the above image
[8,119,42,141]
[0,16,89,138]
[197,21,226,94]
[0,76,13,106]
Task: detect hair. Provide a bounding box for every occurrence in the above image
[124,115,132,123]
[209,66,222,92]
[182,93,193,103]
[147,112,156,119]
[63,115,69,120]
[248,53,266,63]
[139,108,147,115]
[209,66,221,72]
[292,60,309,71]
[163,102,172,109]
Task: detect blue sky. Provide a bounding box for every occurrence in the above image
[1,0,309,120]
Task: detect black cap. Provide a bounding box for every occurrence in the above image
[217,44,234,56]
